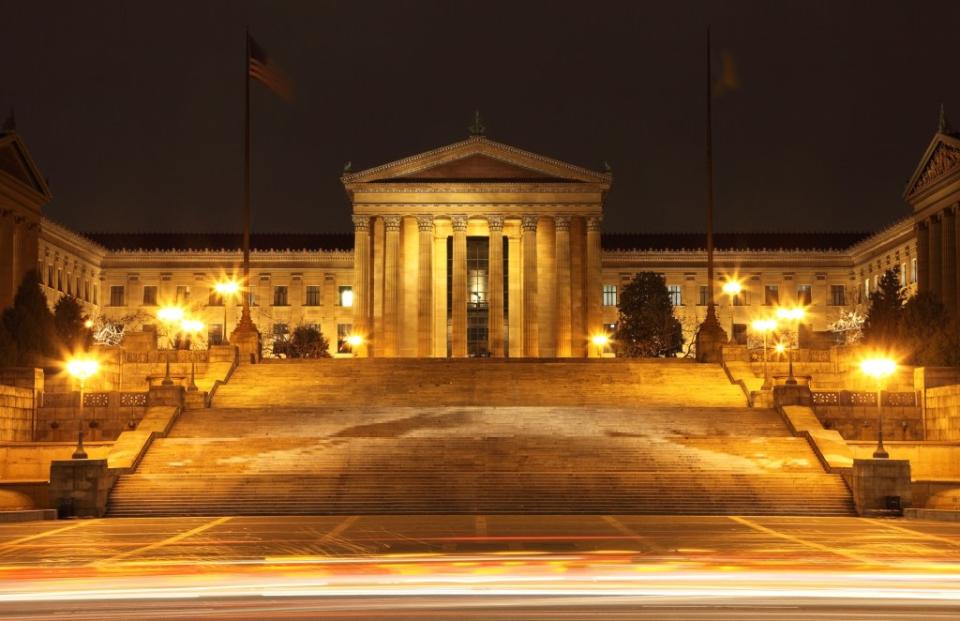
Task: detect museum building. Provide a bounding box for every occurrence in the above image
[3,117,960,357]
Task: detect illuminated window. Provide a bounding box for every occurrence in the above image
[208,288,224,306]
[339,285,353,307]
[797,284,812,306]
[731,291,749,306]
[698,285,708,306]
[900,263,907,287]
[337,323,353,353]
[305,285,321,306]
[911,258,917,284]
[175,285,190,304]
[109,285,125,307]
[667,284,682,306]
[864,278,870,298]
[602,284,617,306]
[142,285,158,306]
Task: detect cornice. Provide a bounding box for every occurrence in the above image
[40,217,108,260]
[348,182,608,194]
[846,216,916,263]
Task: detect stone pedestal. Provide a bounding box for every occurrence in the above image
[208,344,237,364]
[773,384,813,407]
[695,306,727,363]
[851,458,912,516]
[149,384,185,408]
[184,390,207,410]
[49,459,115,518]
[230,305,261,364]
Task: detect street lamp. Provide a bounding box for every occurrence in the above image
[214,279,241,345]
[861,356,897,459]
[721,279,742,298]
[750,318,778,389]
[157,305,185,386]
[65,357,100,459]
[591,333,610,357]
[775,306,806,385]
[180,318,205,392]
[346,334,364,357]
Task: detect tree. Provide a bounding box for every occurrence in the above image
[287,324,331,359]
[613,272,683,357]
[53,295,91,352]
[861,268,904,346]
[900,292,955,366]
[1,270,57,366]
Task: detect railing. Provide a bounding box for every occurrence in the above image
[82,392,149,408]
[811,390,916,407]
[748,348,832,363]
[123,350,210,364]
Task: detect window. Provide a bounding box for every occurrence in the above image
[273,286,288,306]
[911,258,918,284]
[602,284,617,306]
[698,285,708,306]
[797,284,812,306]
[93,285,98,305]
[337,323,353,353]
[142,285,158,306]
[208,324,223,346]
[84,281,90,302]
[208,288,224,306]
[305,285,321,306]
[667,284,682,306]
[272,323,289,337]
[732,323,748,345]
[864,278,870,298]
[109,285,125,307]
[830,285,846,306]
[46,266,53,288]
[339,285,353,307]
[175,285,190,304]
[246,292,258,307]
[900,263,907,287]
[732,291,749,306]
[66,276,72,296]
[764,285,779,306]
[57,269,63,292]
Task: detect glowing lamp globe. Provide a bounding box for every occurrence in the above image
[861,357,896,380]
[66,358,100,382]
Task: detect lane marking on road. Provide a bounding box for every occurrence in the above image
[475,515,488,537]
[321,516,359,542]
[863,518,960,548]
[92,516,232,566]
[729,516,874,564]
[0,520,96,553]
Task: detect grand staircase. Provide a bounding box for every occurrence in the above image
[107,359,855,516]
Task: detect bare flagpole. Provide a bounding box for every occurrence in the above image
[243,28,251,303]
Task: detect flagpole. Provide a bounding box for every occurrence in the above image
[243,28,251,299]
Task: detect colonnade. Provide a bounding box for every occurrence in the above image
[352,212,603,358]
[916,203,960,314]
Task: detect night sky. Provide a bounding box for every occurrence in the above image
[4,1,959,236]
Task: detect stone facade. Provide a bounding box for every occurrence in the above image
[4,123,954,358]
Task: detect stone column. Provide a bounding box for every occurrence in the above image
[521,215,539,357]
[554,215,572,357]
[416,215,434,357]
[487,215,505,357]
[585,216,603,356]
[929,214,942,299]
[383,215,401,357]
[451,215,468,357]
[943,207,957,315]
[352,215,371,356]
[916,220,930,294]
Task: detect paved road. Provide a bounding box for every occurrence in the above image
[0,514,958,619]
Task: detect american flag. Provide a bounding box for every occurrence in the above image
[248,35,293,101]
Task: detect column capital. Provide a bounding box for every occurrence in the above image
[521,215,539,231]
[586,216,602,232]
[352,215,370,231]
[416,215,435,232]
[383,215,402,232]
[555,215,572,231]
[451,215,469,231]
[915,219,929,232]
[487,215,505,232]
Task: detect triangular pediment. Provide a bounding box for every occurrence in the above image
[0,133,52,200]
[904,133,960,201]
[343,136,611,186]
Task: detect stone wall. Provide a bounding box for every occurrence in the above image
[847,441,960,480]
[925,384,960,440]
[0,442,112,479]
[814,405,923,441]
[34,399,148,442]
[0,384,38,442]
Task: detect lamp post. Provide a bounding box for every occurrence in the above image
[590,333,610,358]
[66,357,100,460]
[181,319,205,392]
[750,318,778,389]
[214,280,240,345]
[861,357,896,459]
[775,306,806,386]
[157,306,184,386]
[346,334,364,358]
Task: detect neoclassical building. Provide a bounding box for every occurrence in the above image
[3,115,958,358]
